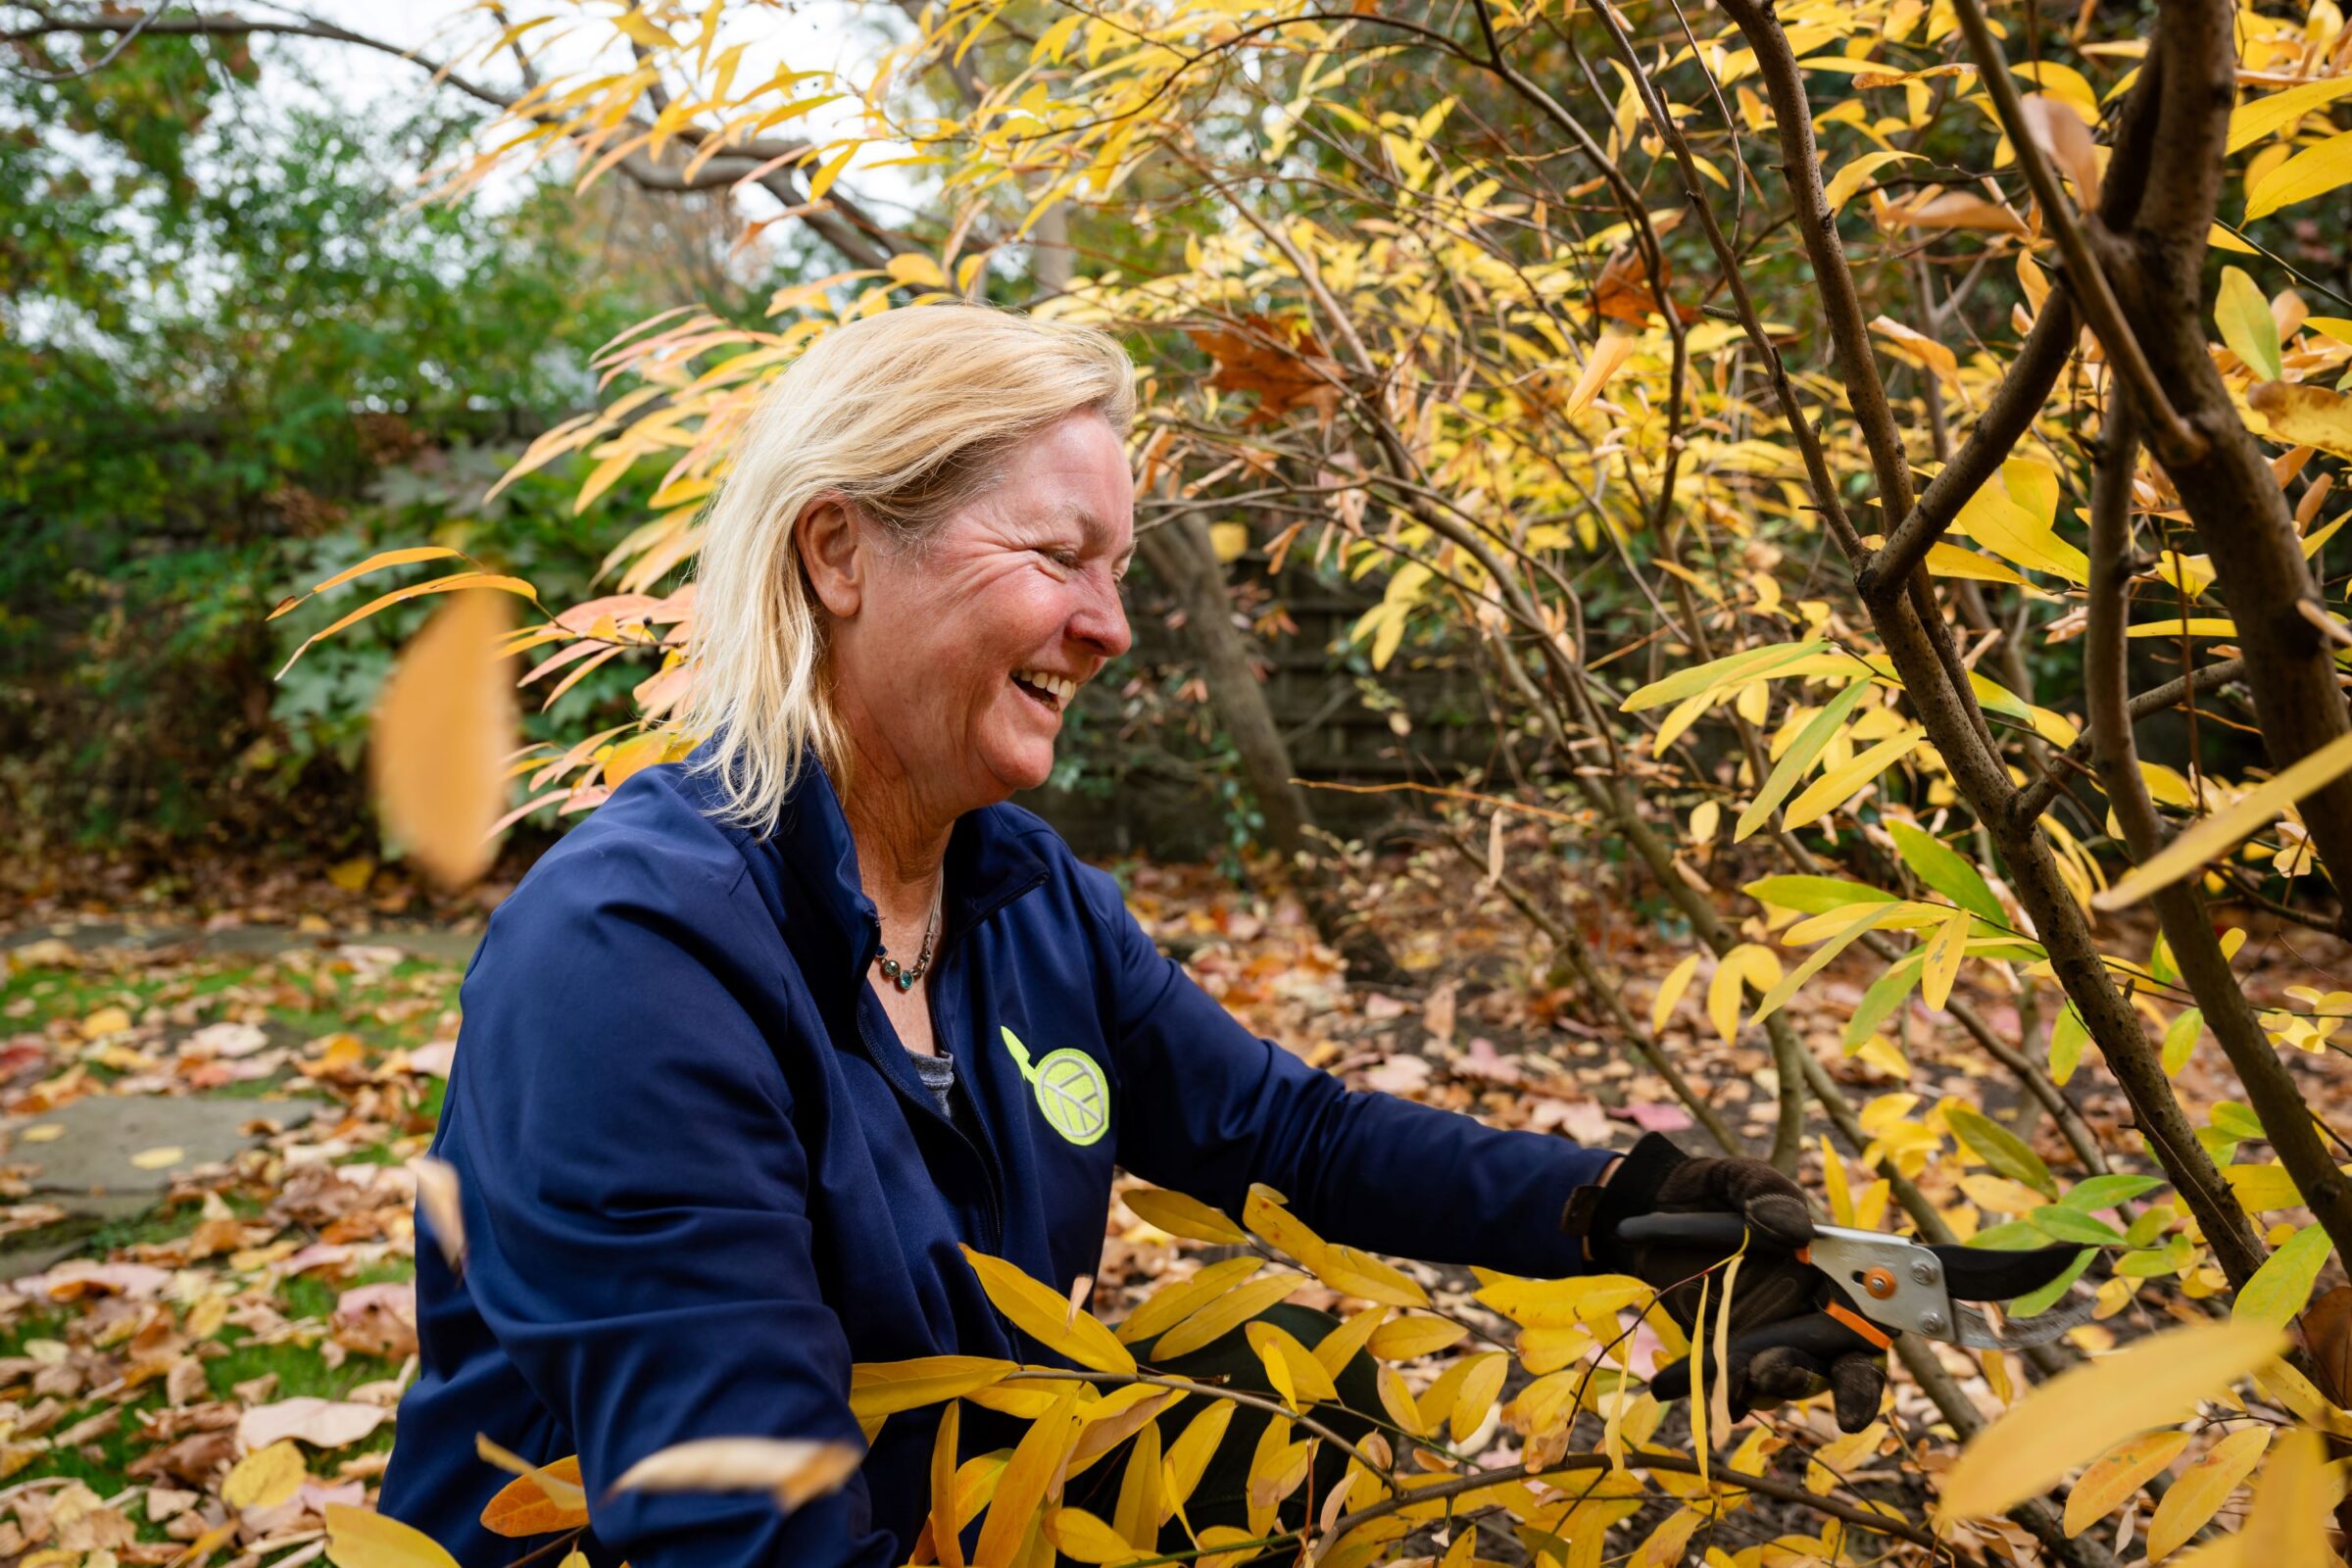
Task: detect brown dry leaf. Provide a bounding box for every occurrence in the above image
[2019,93,2101,205]
[1591,225,1699,324]
[612,1437,863,1510]
[1886,188,2029,235]
[2300,1285,2352,1406]
[369,589,519,889]
[237,1395,390,1451]
[1186,317,1344,426]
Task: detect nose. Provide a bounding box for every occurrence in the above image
[1070,567,1132,662]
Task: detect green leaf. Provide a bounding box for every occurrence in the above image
[2029,1206,2126,1246]
[2217,266,2284,381]
[2212,1102,2267,1141]
[1968,1219,2057,1250]
[2006,1248,2095,1318]
[2049,1003,2088,1088]
[2162,1007,2204,1076]
[1736,681,1871,842]
[1946,1104,2058,1200]
[1844,953,1925,1049]
[1886,819,2006,926]
[1743,876,1899,915]
[1620,640,1829,712]
[2115,1249,2180,1278]
[2233,1223,2331,1326]
[2059,1174,2164,1212]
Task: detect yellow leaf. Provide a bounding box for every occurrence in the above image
[1449,1351,1509,1443]
[1783,731,1925,829]
[368,591,519,890]
[1116,1257,1262,1346]
[1309,1306,1386,1378]
[1045,1506,1142,1564]
[2147,1427,2271,1561]
[1161,1401,1235,1514]
[2240,1428,2342,1568]
[80,1005,132,1039]
[129,1145,185,1171]
[1121,1188,1247,1247]
[1208,522,1250,564]
[959,1248,1135,1375]
[1936,1320,2283,1521]
[1109,1415,1160,1550]
[1708,944,1783,1043]
[2095,727,2352,909]
[324,1504,463,1568]
[1870,316,1959,384]
[2247,129,2352,220]
[283,546,469,614]
[1563,331,1636,416]
[886,254,949,289]
[1367,1315,1468,1361]
[1246,1321,1339,1407]
[1920,909,1970,1011]
[1651,953,1701,1032]
[975,1388,1084,1568]
[848,1356,1018,1419]
[2217,267,2284,380]
[1151,1272,1306,1359]
[2062,1430,2188,1537]
[222,1441,307,1511]
[2229,75,2352,153]
[2248,380,2352,462]
[1824,150,1918,211]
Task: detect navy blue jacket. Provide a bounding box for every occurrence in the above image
[378,756,1615,1566]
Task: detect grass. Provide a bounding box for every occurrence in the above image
[0,935,458,1529]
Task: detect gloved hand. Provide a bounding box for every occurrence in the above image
[1570,1133,1886,1433]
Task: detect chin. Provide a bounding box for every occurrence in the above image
[981,741,1057,798]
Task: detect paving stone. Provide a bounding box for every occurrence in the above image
[5,1095,318,1198]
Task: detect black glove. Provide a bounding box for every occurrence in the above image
[1568,1133,1886,1433]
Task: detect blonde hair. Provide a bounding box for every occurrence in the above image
[681,303,1137,830]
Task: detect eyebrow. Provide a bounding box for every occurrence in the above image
[1045,501,1136,565]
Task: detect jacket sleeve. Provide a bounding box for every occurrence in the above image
[438,851,894,1568]
[1084,867,1618,1280]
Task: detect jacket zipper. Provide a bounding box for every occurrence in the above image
[854,926,1007,1255]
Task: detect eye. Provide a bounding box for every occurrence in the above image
[1038,546,1081,570]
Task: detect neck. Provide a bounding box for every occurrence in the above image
[829,732,954,925]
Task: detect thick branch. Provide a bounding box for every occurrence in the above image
[1942,0,2203,464]
[2084,416,2348,1272]
[1705,0,2264,1291]
[2088,0,2352,926]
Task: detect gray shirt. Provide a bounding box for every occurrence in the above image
[907,1048,956,1120]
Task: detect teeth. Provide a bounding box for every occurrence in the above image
[1016,669,1076,703]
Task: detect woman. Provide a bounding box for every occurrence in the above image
[378,305,1883,1567]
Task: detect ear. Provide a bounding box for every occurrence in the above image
[796,497,866,618]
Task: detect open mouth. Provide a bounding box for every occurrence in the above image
[1010,668,1075,713]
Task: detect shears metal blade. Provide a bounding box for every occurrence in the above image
[1618,1214,2091,1348]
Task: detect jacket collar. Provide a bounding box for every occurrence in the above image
[755,748,1051,983]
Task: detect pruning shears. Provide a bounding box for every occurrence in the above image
[1619,1213,2094,1358]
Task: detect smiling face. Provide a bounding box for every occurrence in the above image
[801,410,1136,826]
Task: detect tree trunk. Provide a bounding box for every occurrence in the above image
[1136,515,1403,980]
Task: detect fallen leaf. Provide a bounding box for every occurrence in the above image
[237,1396,389,1451]
[222,1441,308,1511]
[128,1146,185,1171]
